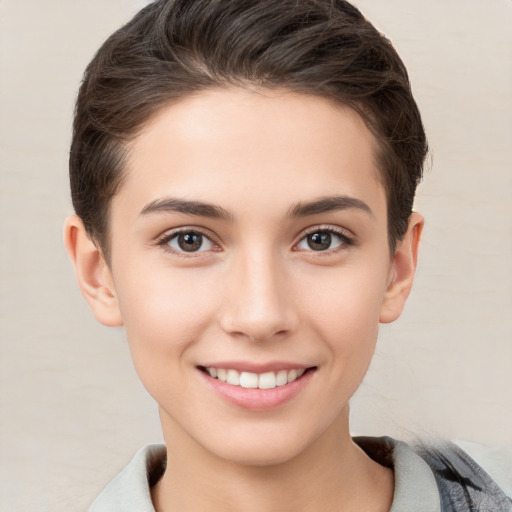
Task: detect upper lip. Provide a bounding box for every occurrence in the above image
[198,361,315,373]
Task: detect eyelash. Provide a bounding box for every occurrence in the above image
[156,227,220,258]
[294,225,355,254]
[155,225,355,257]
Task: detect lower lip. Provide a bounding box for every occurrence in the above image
[200,369,315,411]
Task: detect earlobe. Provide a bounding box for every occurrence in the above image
[64,215,123,327]
[379,212,424,324]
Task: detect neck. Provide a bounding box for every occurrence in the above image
[152,410,393,512]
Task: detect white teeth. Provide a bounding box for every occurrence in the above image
[258,372,276,389]
[240,371,259,388]
[287,369,298,383]
[205,367,309,388]
[226,369,240,386]
[276,370,288,386]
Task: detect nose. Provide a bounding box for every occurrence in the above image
[218,250,298,342]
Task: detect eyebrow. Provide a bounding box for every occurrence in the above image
[139,195,373,221]
[140,198,234,221]
[287,196,374,218]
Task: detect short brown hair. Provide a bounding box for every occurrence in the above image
[70,0,427,261]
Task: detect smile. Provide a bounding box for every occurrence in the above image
[202,367,308,389]
[199,365,316,410]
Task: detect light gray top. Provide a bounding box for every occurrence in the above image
[88,438,441,512]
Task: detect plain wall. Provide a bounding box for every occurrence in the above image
[1,0,511,510]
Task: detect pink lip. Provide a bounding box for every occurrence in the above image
[199,361,312,373]
[198,367,315,411]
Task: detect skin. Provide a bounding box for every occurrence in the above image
[65,88,423,512]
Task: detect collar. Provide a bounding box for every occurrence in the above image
[89,437,441,512]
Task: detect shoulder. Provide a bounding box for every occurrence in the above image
[455,440,512,498]
[415,440,512,512]
[356,436,441,512]
[355,436,512,512]
[88,444,166,512]
[88,439,511,512]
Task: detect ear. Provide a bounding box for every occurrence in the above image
[64,215,123,327]
[379,212,424,324]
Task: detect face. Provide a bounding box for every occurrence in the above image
[77,88,420,466]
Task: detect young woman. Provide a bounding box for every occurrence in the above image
[65,1,512,510]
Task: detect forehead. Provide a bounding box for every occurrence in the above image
[116,87,385,219]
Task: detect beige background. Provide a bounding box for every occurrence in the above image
[1,0,511,510]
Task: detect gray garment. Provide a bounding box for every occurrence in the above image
[89,444,165,512]
[88,438,442,512]
[386,439,441,512]
[416,442,512,511]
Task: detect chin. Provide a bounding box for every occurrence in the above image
[217,441,307,467]
[198,423,322,468]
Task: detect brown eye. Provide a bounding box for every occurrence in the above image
[296,229,348,252]
[167,231,214,253]
[307,232,333,251]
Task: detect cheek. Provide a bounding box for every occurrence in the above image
[301,262,388,355]
[113,265,220,372]
[307,262,387,316]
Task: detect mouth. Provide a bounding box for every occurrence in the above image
[198,364,317,410]
[198,366,316,390]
